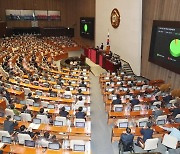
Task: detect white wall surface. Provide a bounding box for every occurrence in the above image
[95,0,142,75]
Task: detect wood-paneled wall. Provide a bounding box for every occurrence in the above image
[0,0,95,46]
[142,0,180,89]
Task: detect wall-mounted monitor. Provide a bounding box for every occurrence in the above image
[149,20,180,74]
[80,17,95,40]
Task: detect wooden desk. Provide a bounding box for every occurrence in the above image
[9,79,90,95]
[32,95,75,103]
[0,117,91,141]
[111,123,180,142]
[104,96,155,112]
[7,88,25,100]
[108,108,170,125]
[0,99,6,110]
[2,144,88,154]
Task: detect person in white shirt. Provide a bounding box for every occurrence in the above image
[74,96,85,110]
[64,87,72,98]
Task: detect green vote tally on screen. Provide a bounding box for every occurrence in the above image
[84,24,88,32]
[170,39,180,57]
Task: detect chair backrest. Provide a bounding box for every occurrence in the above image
[55,116,67,126]
[20,113,32,122]
[26,99,34,106]
[74,119,86,128]
[5,108,14,120]
[137,117,149,127]
[156,115,167,125]
[0,131,10,141]
[41,101,49,108]
[116,119,128,128]
[113,104,123,112]
[36,114,49,124]
[23,88,32,96]
[162,134,178,149]
[18,133,32,145]
[70,140,85,151]
[144,138,159,151]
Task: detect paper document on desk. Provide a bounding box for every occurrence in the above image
[0,143,4,148]
[29,123,40,129]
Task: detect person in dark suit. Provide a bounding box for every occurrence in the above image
[112,94,122,105]
[75,107,86,119]
[130,95,140,106]
[153,104,163,119]
[170,103,180,118]
[119,127,134,151]
[136,122,153,148]
[49,89,57,97]
[79,81,87,88]
[59,106,69,118]
[3,115,18,134]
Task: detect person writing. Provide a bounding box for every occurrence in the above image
[136,122,153,148]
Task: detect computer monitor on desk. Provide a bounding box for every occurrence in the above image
[54,120,63,126]
[119,122,128,128]
[2,136,11,144]
[33,118,41,124]
[74,144,85,151]
[25,140,35,147]
[139,121,147,127]
[48,143,60,150]
[75,122,85,128]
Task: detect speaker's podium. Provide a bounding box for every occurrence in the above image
[84,48,121,72]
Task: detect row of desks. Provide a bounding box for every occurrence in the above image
[1,144,90,154]
[111,123,180,142]
[0,117,91,141]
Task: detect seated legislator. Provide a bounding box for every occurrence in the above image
[170,102,180,118]
[159,126,180,141]
[59,106,69,118]
[3,115,18,134]
[50,135,61,147]
[37,131,51,148]
[17,125,35,138]
[136,122,153,148]
[79,81,87,88]
[130,95,140,106]
[112,94,122,105]
[75,107,86,119]
[10,104,20,116]
[119,127,134,151]
[64,87,72,98]
[21,105,32,116]
[74,96,85,109]
[153,104,163,119]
